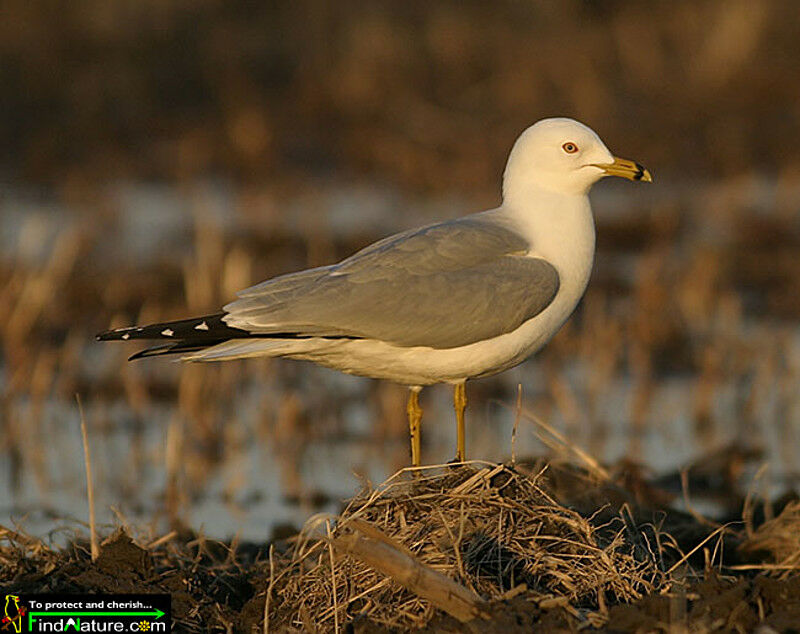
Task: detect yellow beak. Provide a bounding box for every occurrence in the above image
[593,156,652,182]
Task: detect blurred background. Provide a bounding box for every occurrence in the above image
[2,0,799,541]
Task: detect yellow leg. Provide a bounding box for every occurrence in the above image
[454,382,467,462]
[406,388,423,467]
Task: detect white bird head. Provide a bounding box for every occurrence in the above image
[502,117,651,201]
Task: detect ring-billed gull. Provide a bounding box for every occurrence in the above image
[98,117,651,466]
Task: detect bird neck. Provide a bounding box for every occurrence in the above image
[502,186,596,282]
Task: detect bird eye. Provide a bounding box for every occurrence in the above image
[562,142,579,154]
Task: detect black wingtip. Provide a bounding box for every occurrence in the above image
[128,343,175,361]
[97,327,137,341]
[128,339,230,361]
[96,313,250,344]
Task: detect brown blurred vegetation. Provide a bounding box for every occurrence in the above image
[1,0,799,191]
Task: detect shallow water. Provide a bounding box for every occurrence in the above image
[3,348,798,543]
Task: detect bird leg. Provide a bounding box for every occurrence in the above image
[406,388,423,467]
[453,382,467,462]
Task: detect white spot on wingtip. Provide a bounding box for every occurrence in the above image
[195,321,209,331]
[161,328,174,337]
[122,333,130,340]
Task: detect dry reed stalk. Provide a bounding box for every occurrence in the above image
[146,531,178,550]
[665,524,731,577]
[679,469,720,530]
[184,214,226,312]
[275,392,304,501]
[6,230,81,343]
[25,350,57,491]
[511,384,522,464]
[264,544,275,634]
[332,528,485,623]
[76,394,99,562]
[513,404,610,482]
[164,414,184,530]
[743,463,771,539]
[579,294,620,457]
[547,370,585,443]
[222,246,253,300]
[326,520,339,634]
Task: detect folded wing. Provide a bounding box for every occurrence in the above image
[224,215,560,349]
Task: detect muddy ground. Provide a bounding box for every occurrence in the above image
[3,452,799,633]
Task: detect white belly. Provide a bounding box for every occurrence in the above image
[286,256,591,385]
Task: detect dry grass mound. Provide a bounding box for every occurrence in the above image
[740,500,800,578]
[268,462,666,632]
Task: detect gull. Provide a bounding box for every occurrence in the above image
[97,118,651,466]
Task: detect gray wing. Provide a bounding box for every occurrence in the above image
[224,215,560,349]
